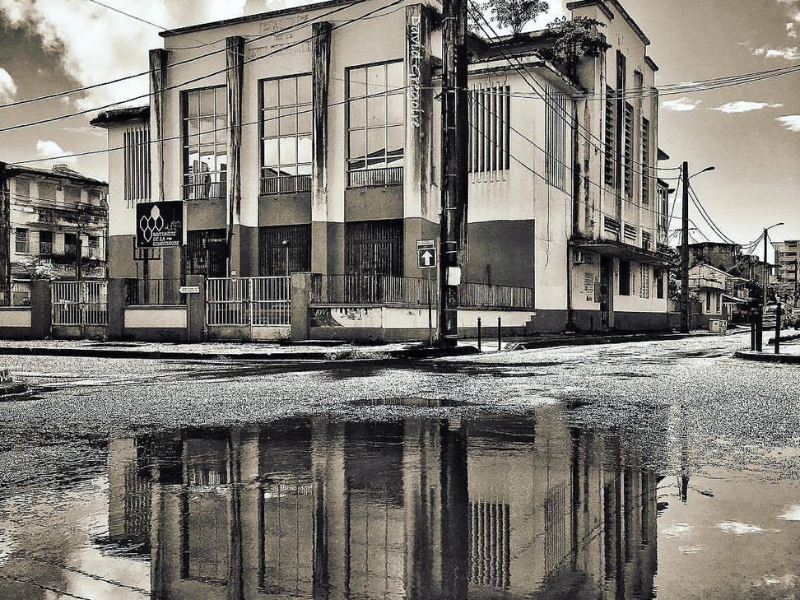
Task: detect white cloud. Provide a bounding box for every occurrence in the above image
[777,115,800,131]
[662,97,702,112]
[36,139,76,165]
[0,67,17,103]
[752,46,800,59]
[712,101,784,113]
[0,0,249,111]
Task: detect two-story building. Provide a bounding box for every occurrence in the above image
[93,0,671,337]
[0,161,108,306]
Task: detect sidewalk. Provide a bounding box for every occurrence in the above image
[734,339,800,364]
[0,327,743,362]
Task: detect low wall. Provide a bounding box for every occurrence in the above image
[206,325,290,341]
[308,305,533,342]
[0,307,33,339]
[123,306,188,342]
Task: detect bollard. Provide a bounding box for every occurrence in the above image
[477,317,482,352]
[497,317,502,352]
[775,303,782,354]
[750,311,756,351]
[756,310,763,352]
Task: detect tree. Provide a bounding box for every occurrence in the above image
[538,16,610,78]
[477,0,550,37]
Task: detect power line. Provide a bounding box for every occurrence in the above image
[0,0,366,113]
[687,183,737,245]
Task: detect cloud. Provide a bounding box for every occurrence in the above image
[713,101,784,113]
[0,67,17,103]
[662,97,701,112]
[0,0,248,111]
[36,139,76,165]
[777,115,800,131]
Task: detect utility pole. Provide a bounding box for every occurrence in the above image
[763,228,769,307]
[680,161,690,333]
[438,0,468,348]
[0,161,9,306]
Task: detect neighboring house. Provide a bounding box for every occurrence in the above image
[92,0,671,334]
[0,161,109,305]
[688,241,743,272]
[689,263,748,323]
[772,239,799,283]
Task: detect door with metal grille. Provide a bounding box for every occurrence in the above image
[51,281,108,327]
[259,224,311,276]
[187,229,227,278]
[345,220,403,277]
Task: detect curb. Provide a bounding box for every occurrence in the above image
[733,351,800,364]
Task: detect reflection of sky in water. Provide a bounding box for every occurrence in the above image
[0,406,798,599]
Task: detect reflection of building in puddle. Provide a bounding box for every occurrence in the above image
[109,411,662,599]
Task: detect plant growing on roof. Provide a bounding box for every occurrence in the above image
[538,16,610,78]
[475,0,550,37]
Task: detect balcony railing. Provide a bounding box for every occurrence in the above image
[312,274,434,306]
[39,241,54,255]
[348,167,403,189]
[125,278,185,306]
[261,174,312,195]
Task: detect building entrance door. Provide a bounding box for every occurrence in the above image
[600,256,614,330]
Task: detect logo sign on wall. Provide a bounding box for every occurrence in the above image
[136,201,186,248]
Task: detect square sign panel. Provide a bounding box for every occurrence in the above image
[136,201,186,248]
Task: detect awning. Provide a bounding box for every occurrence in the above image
[570,239,676,267]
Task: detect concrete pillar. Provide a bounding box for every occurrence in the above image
[291,272,313,341]
[185,274,205,342]
[30,279,51,339]
[148,49,168,203]
[311,22,340,276]
[106,278,126,340]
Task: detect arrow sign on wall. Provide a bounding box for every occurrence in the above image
[418,247,437,269]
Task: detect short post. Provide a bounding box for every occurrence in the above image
[750,310,756,351]
[497,316,502,352]
[477,317,482,352]
[756,307,763,352]
[775,302,782,354]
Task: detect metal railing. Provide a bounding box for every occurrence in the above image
[311,274,435,306]
[39,241,54,255]
[347,167,403,188]
[125,278,184,306]
[206,276,290,327]
[458,282,534,309]
[261,174,312,195]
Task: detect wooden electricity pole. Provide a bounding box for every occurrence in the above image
[438,0,468,348]
[680,161,690,333]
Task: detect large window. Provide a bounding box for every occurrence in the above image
[545,88,568,191]
[345,220,403,277]
[15,229,28,254]
[623,102,634,198]
[187,229,227,277]
[124,126,151,207]
[469,84,511,178]
[182,87,227,200]
[604,87,615,187]
[39,230,53,255]
[261,75,312,195]
[259,225,311,276]
[347,61,404,188]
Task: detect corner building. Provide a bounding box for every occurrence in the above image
[94,0,671,335]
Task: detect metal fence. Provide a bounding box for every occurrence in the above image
[51,281,108,326]
[125,278,184,306]
[458,282,534,309]
[206,276,291,327]
[311,275,435,306]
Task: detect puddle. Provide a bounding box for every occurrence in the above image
[1,407,799,599]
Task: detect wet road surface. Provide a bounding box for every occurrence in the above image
[1,333,799,599]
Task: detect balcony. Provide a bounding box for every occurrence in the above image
[261,174,311,196]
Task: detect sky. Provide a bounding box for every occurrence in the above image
[0,0,798,261]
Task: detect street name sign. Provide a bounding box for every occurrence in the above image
[179,286,200,294]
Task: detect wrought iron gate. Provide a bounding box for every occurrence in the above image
[206,277,291,328]
[51,281,109,326]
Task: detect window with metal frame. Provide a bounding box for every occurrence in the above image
[65,186,81,204]
[182,87,228,200]
[639,264,650,298]
[347,61,404,188]
[124,126,151,207]
[261,74,312,195]
[14,178,30,202]
[604,87,615,187]
[259,224,311,276]
[15,228,28,254]
[39,230,53,255]
[187,229,227,277]
[345,220,403,277]
[38,182,57,202]
[468,83,510,178]
[624,102,634,198]
[545,87,568,191]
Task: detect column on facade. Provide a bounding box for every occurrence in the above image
[310,22,338,275]
[402,4,436,276]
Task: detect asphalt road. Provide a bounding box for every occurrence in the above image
[1,332,799,599]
